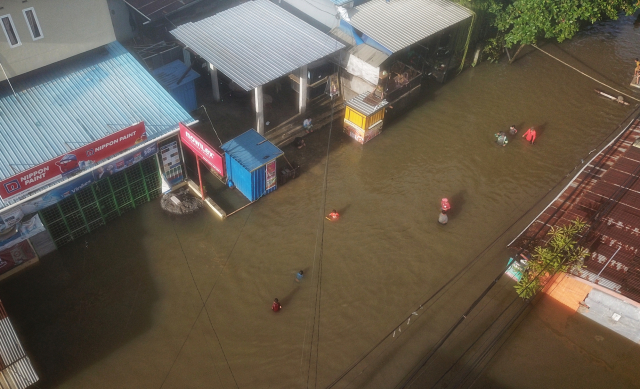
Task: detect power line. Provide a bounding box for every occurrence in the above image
[327,107,640,389]
[532,44,640,102]
[416,145,640,387]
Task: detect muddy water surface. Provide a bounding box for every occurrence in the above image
[2,13,640,389]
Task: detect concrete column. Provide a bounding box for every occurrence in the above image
[254,85,264,135]
[298,64,308,114]
[209,63,221,102]
[183,49,191,67]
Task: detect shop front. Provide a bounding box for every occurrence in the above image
[0,41,193,280]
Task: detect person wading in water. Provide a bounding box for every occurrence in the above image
[495,131,508,147]
[522,127,537,144]
[439,198,450,225]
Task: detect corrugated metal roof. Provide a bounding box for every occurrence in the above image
[221,130,283,172]
[346,92,388,116]
[152,59,200,90]
[348,0,472,53]
[0,42,193,185]
[170,0,344,91]
[123,0,201,21]
[512,118,640,303]
[0,302,38,389]
[0,357,38,389]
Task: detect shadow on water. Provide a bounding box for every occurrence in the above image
[448,190,467,220]
[0,209,158,388]
[472,295,640,389]
[535,122,548,137]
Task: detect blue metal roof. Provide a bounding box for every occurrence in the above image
[151,60,200,90]
[221,130,283,172]
[0,41,193,183]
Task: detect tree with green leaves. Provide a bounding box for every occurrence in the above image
[458,0,640,57]
[515,218,590,299]
[492,0,640,47]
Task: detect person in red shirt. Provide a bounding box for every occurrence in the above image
[522,128,537,144]
[272,298,282,312]
[327,209,339,220]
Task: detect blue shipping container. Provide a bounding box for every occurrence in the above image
[222,130,283,202]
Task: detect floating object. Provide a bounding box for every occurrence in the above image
[438,212,448,225]
[594,89,630,105]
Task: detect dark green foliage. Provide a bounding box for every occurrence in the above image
[458,0,640,48]
[515,218,589,299]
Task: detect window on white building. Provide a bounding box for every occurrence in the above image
[0,14,20,47]
[22,8,42,40]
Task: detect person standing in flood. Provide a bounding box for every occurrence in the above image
[522,127,537,144]
[296,270,304,282]
[439,198,450,225]
[509,125,518,135]
[495,131,508,147]
[272,298,282,312]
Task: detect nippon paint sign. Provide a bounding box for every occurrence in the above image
[179,123,224,176]
[0,123,147,200]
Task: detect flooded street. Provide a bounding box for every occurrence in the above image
[1,13,640,389]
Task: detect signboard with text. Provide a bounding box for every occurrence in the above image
[0,122,147,200]
[179,123,225,177]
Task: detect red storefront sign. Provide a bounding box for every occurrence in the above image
[179,123,225,176]
[0,122,147,200]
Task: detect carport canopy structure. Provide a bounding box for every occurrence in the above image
[171,0,344,134]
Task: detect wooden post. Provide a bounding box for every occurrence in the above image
[209,63,221,102]
[196,156,205,200]
[509,44,525,64]
[299,64,308,114]
[505,47,512,62]
[255,85,265,135]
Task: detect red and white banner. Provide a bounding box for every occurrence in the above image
[179,123,225,177]
[0,122,147,200]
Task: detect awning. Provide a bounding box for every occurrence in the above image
[348,0,472,53]
[170,0,344,91]
[0,42,193,209]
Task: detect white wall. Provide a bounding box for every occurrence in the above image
[0,0,116,81]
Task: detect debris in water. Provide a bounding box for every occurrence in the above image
[161,189,203,215]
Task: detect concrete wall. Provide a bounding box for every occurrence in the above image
[107,0,137,43]
[0,0,116,81]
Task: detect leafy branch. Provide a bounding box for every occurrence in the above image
[515,218,590,299]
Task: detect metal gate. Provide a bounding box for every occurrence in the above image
[39,157,161,248]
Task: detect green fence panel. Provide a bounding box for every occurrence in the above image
[39,157,161,248]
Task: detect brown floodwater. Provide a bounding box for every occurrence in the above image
[1,12,640,389]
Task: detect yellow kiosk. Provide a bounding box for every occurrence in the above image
[344,90,389,144]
